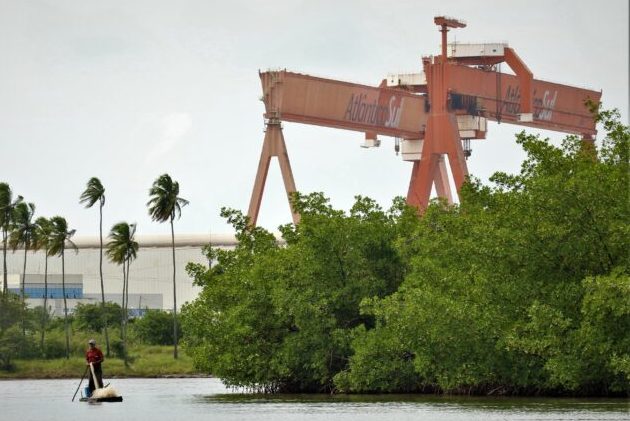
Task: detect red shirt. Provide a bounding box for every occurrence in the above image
[86,347,104,364]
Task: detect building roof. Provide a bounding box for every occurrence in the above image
[71,233,238,249]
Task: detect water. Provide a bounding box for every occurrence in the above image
[0,378,627,421]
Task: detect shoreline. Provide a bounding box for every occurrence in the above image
[0,376,626,399]
[0,347,202,380]
[0,373,213,380]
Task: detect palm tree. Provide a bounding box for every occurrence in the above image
[48,216,77,359]
[106,222,138,367]
[147,174,188,359]
[9,202,37,334]
[0,183,23,294]
[79,177,110,356]
[32,217,53,351]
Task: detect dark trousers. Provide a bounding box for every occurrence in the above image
[88,363,103,393]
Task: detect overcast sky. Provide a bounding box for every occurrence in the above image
[1,0,628,237]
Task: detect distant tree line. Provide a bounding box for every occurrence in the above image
[0,298,182,369]
[182,108,629,396]
[0,173,188,368]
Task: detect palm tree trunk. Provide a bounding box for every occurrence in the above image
[125,259,131,314]
[121,263,128,367]
[125,258,130,318]
[124,257,130,367]
[21,246,27,335]
[121,264,126,337]
[171,217,178,359]
[2,230,7,294]
[99,201,110,356]
[40,252,48,353]
[62,249,70,359]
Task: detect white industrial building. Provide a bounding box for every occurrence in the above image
[3,233,238,316]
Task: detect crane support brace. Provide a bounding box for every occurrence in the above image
[504,47,533,121]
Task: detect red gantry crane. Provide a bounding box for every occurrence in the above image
[247,17,601,226]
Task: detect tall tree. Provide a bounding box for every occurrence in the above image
[32,217,53,351]
[182,196,409,393]
[338,109,629,395]
[79,177,110,356]
[48,216,77,359]
[0,183,22,294]
[9,202,37,334]
[147,174,188,359]
[106,222,138,367]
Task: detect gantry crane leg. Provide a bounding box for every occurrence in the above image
[407,116,439,209]
[247,121,300,226]
[433,155,453,204]
[442,114,469,192]
[406,114,468,210]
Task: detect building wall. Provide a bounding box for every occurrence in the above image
[2,234,238,313]
[8,274,83,299]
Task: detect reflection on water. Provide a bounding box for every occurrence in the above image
[0,377,627,421]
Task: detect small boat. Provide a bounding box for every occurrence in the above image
[79,396,123,403]
[79,384,123,402]
[72,364,123,403]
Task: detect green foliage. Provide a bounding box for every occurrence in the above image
[106,222,138,265]
[183,196,409,392]
[0,296,129,366]
[147,174,189,223]
[333,324,421,393]
[0,326,30,369]
[73,302,122,332]
[534,270,630,393]
[0,294,37,368]
[340,108,629,395]
[41,331,68,359]
[0,345,198,379]
[147,173,188,360]
[1,183,22,293]
[183,108,629,396]
[9,201,37,252]
[0,292,24,331]
[110,338,132,361]
[133,310,181,345]
[33,328,95,360]
[79,177,105,209]
[106,221,138,365]
[47,216,77,258]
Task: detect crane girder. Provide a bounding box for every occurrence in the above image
[260,71,428,139]
[259,66,601,142]
[446,65,601,137]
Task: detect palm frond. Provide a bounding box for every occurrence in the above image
[79,177,105,208]
[32,217,53,252]
[0,183,11,216]
[9,202,36,250]
[66,231,78,254]
[147,174,189,223]
[48,216,75,257]
[106,222,138,265]
[0,183,23,227]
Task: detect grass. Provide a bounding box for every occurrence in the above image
[0,345,204,379]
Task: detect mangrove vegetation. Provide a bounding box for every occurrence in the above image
[182,108,629,396]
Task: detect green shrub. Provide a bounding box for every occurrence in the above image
[73,302,122,332]
[111,338,125,359]
[132,310,180,345]
[0,326,36,369]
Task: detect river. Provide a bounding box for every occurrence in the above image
[0,378,627,420]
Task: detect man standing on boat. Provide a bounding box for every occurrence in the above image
[86,339,104,395]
